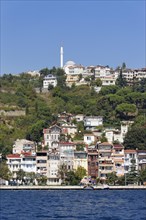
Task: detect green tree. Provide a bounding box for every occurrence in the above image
[138,169,146,185]
[116,69,127,87]
[66,170,79,185]
[57,163,68,185]
[124,126,146,150]
[126,159,138,185]
[106,172,118,185]
[16,169,26,181]
[116,103,137,119]
[0,162,12,180]
[75,166,87,180]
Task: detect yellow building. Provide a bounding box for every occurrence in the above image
[73,151,88,173]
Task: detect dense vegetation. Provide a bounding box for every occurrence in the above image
[0,68,146,156]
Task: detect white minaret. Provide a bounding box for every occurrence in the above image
[60,46,63,68]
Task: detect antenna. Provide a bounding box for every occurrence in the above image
[60,45,63,68]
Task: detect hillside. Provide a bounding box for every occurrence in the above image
[0,69,146,155]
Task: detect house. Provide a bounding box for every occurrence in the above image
[7,154,22,174]
[43,124,61,148]
[84,116,103,130]
[7,152,36,175]
[12,139,36,154]
[100,76,116,86]
[57,112,73,123]
[105,121,134,144]
[74,114,84,122]
[43,74,57,89]
[20,152,36,173]
[61,123,77,138]
[84,133,96,145]
[98,142,114,181]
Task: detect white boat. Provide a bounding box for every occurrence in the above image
[102,184,110,190]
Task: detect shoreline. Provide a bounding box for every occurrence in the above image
[1,185,146,190]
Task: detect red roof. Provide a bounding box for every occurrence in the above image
[124,149,137,153]
[7,154,20,158]
[113,144,124,149]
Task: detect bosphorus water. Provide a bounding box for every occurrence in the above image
[0,190,146,220]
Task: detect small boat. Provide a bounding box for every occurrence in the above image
[83,184,94,190]
[102,184,110,190]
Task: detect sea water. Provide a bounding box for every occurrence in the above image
[0,190,146,220]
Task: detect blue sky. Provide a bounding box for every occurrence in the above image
[1,0,145,74]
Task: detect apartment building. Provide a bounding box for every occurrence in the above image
[36,151,48,176]
[98,142,114,181]
[47,151,61,185]
[73,151,88,172]
[87,146,98,180]
[124,150,138,174]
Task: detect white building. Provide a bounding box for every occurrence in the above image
[124,149,138,174]
[105,121,134,144]
[122,68,146,84]
[94,65,111,78]
[101,76,116,86]
[84,133,96,145]
[137,150,146,171]
[59,142,75,170]
[61,123,77,138]
[43,125,61,148]
[43,74,57,89]
[13,139,36,154]
[47,152,61,185]
[84,116,103,130]
[7,152,36,174]
[36,151,48,176]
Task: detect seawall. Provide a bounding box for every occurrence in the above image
[1,185,146,190]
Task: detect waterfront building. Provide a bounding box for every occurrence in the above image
[137,150,146,171]
[36,151,47,176]
[73,151,88,172]
[87,145,98,181]
[59,142,75,170]
[112,144,124,177]
[124,149,138,174]
[47,151,61,185]
[7,152,36,175]
[98,142,114,181]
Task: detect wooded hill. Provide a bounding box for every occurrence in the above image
[0,67,146,156]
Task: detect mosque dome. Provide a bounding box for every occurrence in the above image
[65,60,76,66]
